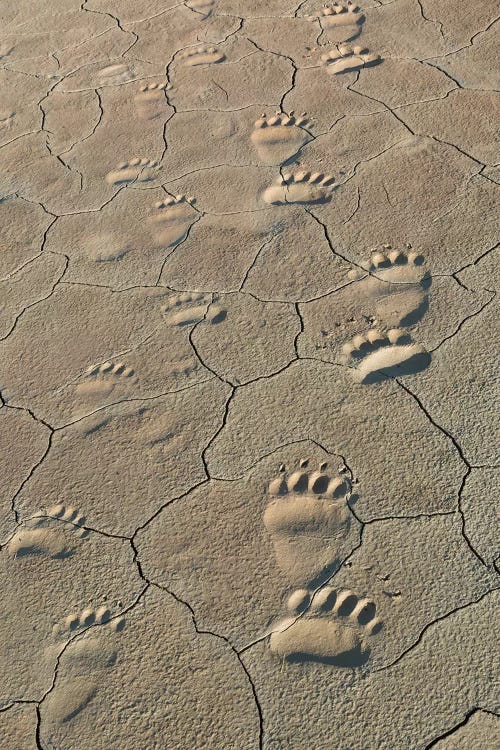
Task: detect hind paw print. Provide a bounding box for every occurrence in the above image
[346,245,430,327]
[179,45,225,67]
[149,195,198,248]
[134,81,171,119]
[8,504,90,559]
[262,170,336,206]
[270,586,382,666]
[264,458,356,585]
[105,158,160,187]
[251,111,313,165]
[43,608,126,729]
[341,329,430,384]
[75,360,138,404]
[309,3,365,28]
[321,44,381,75]
[161,292,226,327]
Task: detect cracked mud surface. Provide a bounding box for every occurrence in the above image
[0,1,498,748]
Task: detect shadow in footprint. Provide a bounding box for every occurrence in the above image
[309,560,343,590]
[286,644,370,668]
[399,295,429,327]
[362,349,432,385]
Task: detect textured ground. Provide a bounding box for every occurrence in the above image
[0,1,499,748]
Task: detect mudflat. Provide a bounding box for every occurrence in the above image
[1,1,498,749]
